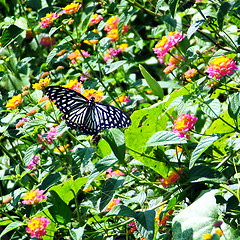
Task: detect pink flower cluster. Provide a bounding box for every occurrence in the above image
[38,125,58,146]
[172,113,198,138]
[106,168,125,178]
[22,189,47,205]
[26,216,50,238]
[206,56,238,79]
[27,155,40,170]
[153,31,185,63]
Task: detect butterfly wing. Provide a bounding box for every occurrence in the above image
[45,86,88,113]
[45,86,90,130]
[94,102,131,130]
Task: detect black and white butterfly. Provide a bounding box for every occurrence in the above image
[45,86,131,135]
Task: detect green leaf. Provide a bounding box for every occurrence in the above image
[201,99,221,118]
[155,0,165,13]
[0,25,24,47]
[169,0,180,17]
[135,210,155,240]
[107,204,137,218]
[189,165,226,184]
[69,227,85,240]
[228,92,240,119]
[39,172,61,190]
[0,221,25,238]
[23,144,38,165]
[85,153,118,187]
[49,177,88,204]
[217,2,231,30]
[187,20,205,39]
[99,178,124,212]
[139,64,164,99]
[146,131,187,146]
[46,44,67,65]
[48,191,72,224]
[103,129,126,163]
[189,135,219,168]
[172,190,219,240]
[104,60,127,74]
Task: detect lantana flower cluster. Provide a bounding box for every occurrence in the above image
[172,114,198,138]
[26,216,50,238]
[104,16,129,42]
[153,31,185,63]
[206,55,238,79]
[22,189,47,205]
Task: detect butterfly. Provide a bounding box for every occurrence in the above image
[45,86,131,135]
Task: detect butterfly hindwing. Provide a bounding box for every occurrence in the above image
[45,86,131,135]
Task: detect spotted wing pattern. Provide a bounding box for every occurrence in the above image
[45,86,131,135]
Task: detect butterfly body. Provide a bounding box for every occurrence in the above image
[45,86,131,135]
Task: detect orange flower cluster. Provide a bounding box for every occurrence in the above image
[104,16,129,42]
[82,89,103,102]
[32,77,51,90]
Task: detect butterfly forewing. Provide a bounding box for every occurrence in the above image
[45,86,131,135]
[45,86,88,113]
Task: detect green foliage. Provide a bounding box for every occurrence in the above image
[0,0,239,239]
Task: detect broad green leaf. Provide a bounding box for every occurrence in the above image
[23,144,38,164]
[201,99,221,118]
[99,178,124,211]
[49,177,88,204]
[217,2,231,30]
[187,20,205,39]
[85,153,118,187]
[39,172,61,190]
[0,25,24,48]
[103,129,126,163]
[104,60,127,74]
[146,131,187,146]
[189,165,226,184]
[189,135,219,168]
[0,221,25,238]
[48,191,72,225]
[172,190,219,240]
[139,64,164,99]
[69,227,85,240]
[228,92,240,119]
[106,204,137,218]
[135,210,155,240]
[46,44,67,65]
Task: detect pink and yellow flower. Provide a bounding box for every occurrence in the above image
[206,56,238,79]
[39,12,60,28]
[16,117,28,128]
[83,89,103,102]
[68,49,90,63]
[38,125,58,146]
[6,94,23,109]
[61,80,82,93]
[105,198,121,212]
[184,68,198,81]
[106,168,125,178]
[104,16,120,31]
[26,216,50,238]
[61,2,81,15]
[172,113,198,138]
[32,77,51,90]
[89,13,103,26]
[40,36,56,49]
[158,169,183,188]
[153,31,185,63]
[22,189,47,205]
[115,95,130,104]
